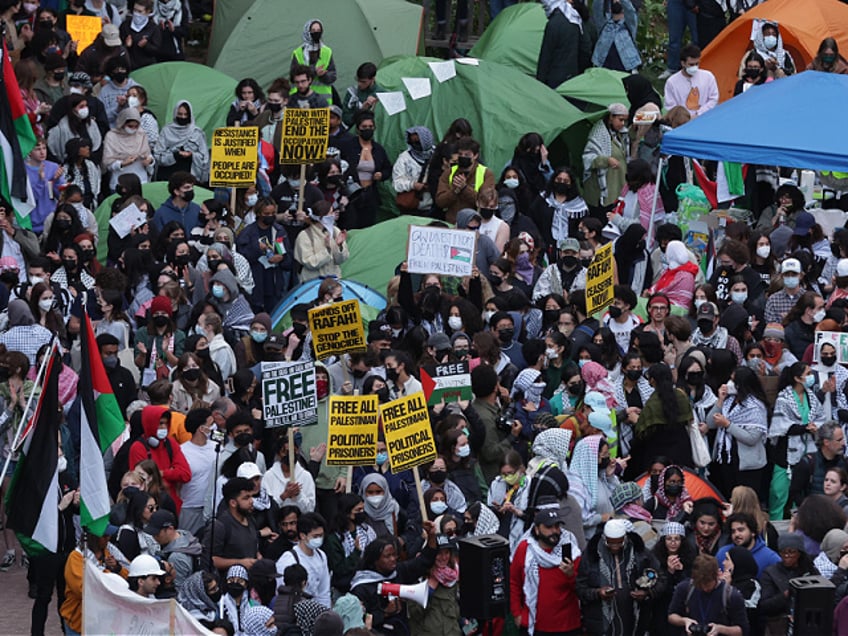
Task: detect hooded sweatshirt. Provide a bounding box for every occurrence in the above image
[211,269,255,332]
[455,208,499,275]
[129,404,192,512]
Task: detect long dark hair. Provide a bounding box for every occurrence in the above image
[646,363,680,425]
[730,366,767,409]
[778,361,808,392]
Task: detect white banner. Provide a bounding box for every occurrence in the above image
[83,561,215,635]
[406,226,476,278]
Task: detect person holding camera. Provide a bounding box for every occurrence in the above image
[577,518,661,635]
[510,507,582,635]
[668,554,748,636]
[470,364,524,484]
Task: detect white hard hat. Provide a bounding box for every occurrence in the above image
[128,554,165,578]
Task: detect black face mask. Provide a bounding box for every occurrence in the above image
[376,386,390,403]
[650,474,660,492]
[490,274,503,287]
[552,181,571,196]
[174,254,190,266]
[353,511,368,525]
[207,589,222,603]
[567,381,583,396]
[686,371,704,385]
[259,215,274,226]
[352,367,367,379]
[625,369,642,381]
[53,71,66,81]
[457,155,472,170]
[462,521,474,535]
[599,457,611,470]
[540,532,561,547]
[560,255,578,270]
[311,31,322,43]
[479,208,496,220]
[822,355,838,367]
[153,314,169,328]
[196,348,211,360]
[386,368,400,383]
[697,319,714,334]
[207,258,222,271]
[292,322,308,338]
[580,258,592,268]
[111,72,127,83]
[744,68,762,80]
[175,116,191,126]
[181,189,195,202]
[81,247,96,262]
[665,483,683,496]
[56,219,72,231]
[608,306,623,319]
[62,258,78,271]
[182,368,201,382]
[544,309,560,323]
[498,328,514,344]
[266,102,282,113]
[359,128,374,141]
[225,582,246,598]
[234,432,253,447]
[429,469,447,484]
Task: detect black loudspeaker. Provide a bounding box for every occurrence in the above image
[458,534,510,620]
[789,575,835,636]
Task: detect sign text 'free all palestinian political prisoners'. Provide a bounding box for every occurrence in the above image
[326,395,379,466]
[585,241,614,316]
[278,108,330,165]
[261,361,317,428]
[406,226,476,278]
[209,127,259,187]
[380,392,437,472]
[308,299,366,359]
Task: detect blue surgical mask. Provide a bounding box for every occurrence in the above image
[430,500,448,515]
[376,451,388,466]
[804,374,816,388]
[250,330,268,343]
[783,276,800,289]
[212,284,226,299]
[503,178,519,189]
[456,444,471,458]
[578,359,588,368]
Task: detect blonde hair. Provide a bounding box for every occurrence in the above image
[730,485,768,534]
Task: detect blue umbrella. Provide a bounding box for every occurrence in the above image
[271,277,387,330]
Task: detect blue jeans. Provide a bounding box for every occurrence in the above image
[489,0,517,20]
[64,626,80,636]
[666,0,698,70]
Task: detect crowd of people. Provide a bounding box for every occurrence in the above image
[0,0,848,636]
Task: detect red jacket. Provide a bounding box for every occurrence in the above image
[510,538,582,633]
[129,405,191,512]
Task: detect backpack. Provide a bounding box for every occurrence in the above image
[684,579,733,624]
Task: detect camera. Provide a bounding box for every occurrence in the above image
[688,624,710,636]
[496,403,516,433]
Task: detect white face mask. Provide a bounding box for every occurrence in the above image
[504,178,520,189]
[69,86,84,95]
[307,536,324,550]
[545,347,559,360]
[30,275,45,286]
[38,298,54,312]
[813,309,826,323]
[245,193,258,207]
[156,428,168,440]
[124,126,138,135]
[763,35,778,49]
[448,316,463,331]
[756,245,770,259]
[730,291,747,305]
[685,64,699,76]
[482,310,494,323]
[366,495,385,507]
[57,455,68,472]
[725,380,737,396]
[127,96,140,109]
[76,107,89,119]
[693,298,706,310]
[456,444,471,458]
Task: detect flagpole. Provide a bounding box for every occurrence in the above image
[0,337,55,484]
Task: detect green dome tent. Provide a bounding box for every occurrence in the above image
[206,0,257,68]
[470,3,547,76]
[374,55,589,176]
[94,182,215,262]
[211,0,423,92]
[130,62,237,144]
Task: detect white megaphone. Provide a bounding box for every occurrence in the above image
[377,580,429,609]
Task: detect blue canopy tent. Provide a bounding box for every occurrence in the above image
[271,278,387,331]
[660,71,848,172]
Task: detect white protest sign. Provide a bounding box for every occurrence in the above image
[108,203,148,239]
[406,226,476,277]
[813,331,848,363]
[261,361,318,427]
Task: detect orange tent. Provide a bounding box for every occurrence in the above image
[701,0,848,102]
[635,468,726,503]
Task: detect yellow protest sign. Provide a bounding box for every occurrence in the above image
[586,241,614,316]
[209,127,259,187]
[380,392,437,472]
[66,15,102,55]
[326,395,379,466]
[307,299,366,359]
[279,108,330,165]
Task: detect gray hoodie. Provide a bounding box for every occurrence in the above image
[162,529,203,591]
[455,208,499,276]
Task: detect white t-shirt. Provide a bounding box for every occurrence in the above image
[276,545,331,608]
[603,313,641,355]
[480,216,507,246]
[179,440,217,508]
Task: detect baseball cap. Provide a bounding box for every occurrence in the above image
[143,510,177,536]
[329,105,343,118]
[583,391,611,415]
[427,332,451,350]
[793,211,815,236]
[780,258,802,274]
[368,320,393,343]
[696,301,719,318]
[534,509,561,527]
[435,533,459,551]
[128,554,166,578]
[68,71,92,89]
[558,238,580,253]
[102,24,121,47]
[236,461,262,479]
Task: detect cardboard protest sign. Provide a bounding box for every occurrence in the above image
[209,127,259,187]
[66,15,102,55]
[420,362,472,405]
[380,392,437,472]
[308,299,366,359]
[586,241,614,316]
[261,361,317,427]
[406,226,476,278]
[326,395,379,466]
[814,331,848,363]
[279,108,330,164]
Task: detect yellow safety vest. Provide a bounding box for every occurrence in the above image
[291,45,334,104]
[449,163,487,192]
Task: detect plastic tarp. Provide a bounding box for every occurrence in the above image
[470,3,547,76]
[374,56,589,175]
[701,0,848,102]
[212,0,423,92]
[94,182,215,262]
[555,67,630,110]
[660,71,848,172]
[130,62,237,144]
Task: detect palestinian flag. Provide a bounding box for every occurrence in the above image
[79,313,125,536]
[5,340,60,555]
[0,39,36,228]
